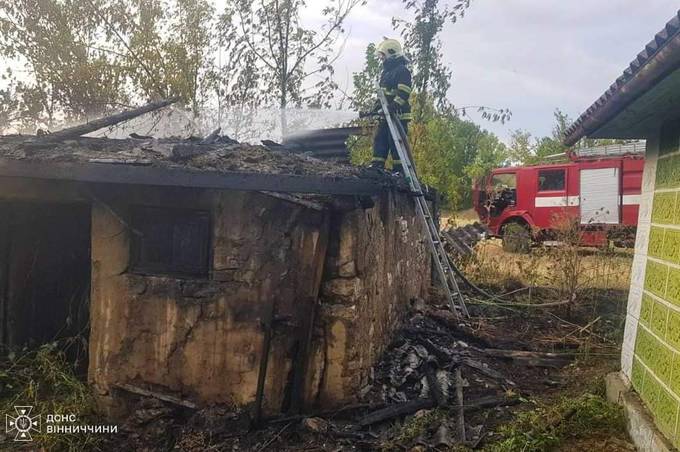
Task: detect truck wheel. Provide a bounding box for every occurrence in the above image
[502,222,531,254]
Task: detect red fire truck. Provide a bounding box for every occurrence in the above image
[472,142,645,251]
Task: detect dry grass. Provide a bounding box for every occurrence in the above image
[442,208,480,229]
[0,343,105,451]
[463,240,633,293]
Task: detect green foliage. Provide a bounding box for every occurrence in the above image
[380,408,447,450]
[410,102,507,209]
[487,392,626,452]
[0,0,216,131]
[393,0,472,112]
[349,93,507,210]
[0,343,103,451]
[351,43,381,112]
[223,0,364,134]
[348,125,374,166]
[507,109,571,165]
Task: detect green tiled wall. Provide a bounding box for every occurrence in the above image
[633,147,680,446]
[656,154,680,189]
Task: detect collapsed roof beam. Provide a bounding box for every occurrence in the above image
[0,159,391,196]
[43,98,179,141]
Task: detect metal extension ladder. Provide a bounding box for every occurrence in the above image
[376,86,470,318]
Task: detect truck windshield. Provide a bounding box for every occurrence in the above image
[491,173,516,190]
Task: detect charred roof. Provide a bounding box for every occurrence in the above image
[0,134,399,196]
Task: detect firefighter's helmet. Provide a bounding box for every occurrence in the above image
[377,39,403,59]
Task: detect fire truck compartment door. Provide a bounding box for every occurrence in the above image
[580,168,620,225]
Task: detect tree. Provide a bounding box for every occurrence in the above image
[507,109,573,165]
[507,129,534,165]
[123,0,215,113]
[89,0,216,112]
[409,100,507,208]
[350,43,381,112]
[391,0,510,124]
[0,85,20,128]
[393,0,471,113]
[0,0,129,130]
[223,0,363,136]
[534,108,569,158]
[0,0,217,132]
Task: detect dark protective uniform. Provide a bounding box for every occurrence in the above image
[371,55,412,172]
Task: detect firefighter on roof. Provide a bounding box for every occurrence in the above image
[366,38,412,174]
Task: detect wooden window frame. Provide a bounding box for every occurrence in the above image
[129,205,211,279]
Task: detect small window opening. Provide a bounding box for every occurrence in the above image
[130,206,210,278]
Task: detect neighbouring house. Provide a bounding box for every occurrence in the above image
[564,9,680,450]
[0,128,432,418]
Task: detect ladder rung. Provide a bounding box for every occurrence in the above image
[375,84,468,319]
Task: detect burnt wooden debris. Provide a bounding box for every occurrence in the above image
[41,98,178,141]
[0,107,398,197]
[441,222,490,257]
[253,304,554,448]
[98,298,559,449]
[114,383,198,409]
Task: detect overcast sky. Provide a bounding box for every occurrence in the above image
[323,0,680,143]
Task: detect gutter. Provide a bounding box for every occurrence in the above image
[564,16,680,146]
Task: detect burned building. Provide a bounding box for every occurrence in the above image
[0,126,432,418]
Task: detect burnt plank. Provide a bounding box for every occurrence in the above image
[0,159,391,196]
[359,399,436,426]
[288,212,331,414]
[43,98,177,140]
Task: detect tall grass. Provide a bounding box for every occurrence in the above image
[0,342,105,451]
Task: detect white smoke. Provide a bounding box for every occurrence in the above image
[85,105,359,143]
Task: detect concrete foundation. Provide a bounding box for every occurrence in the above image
[606,371,676,452]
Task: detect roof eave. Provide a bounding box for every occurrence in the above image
[564,10,680,146]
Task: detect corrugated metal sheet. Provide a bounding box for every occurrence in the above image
[282,127,366,162]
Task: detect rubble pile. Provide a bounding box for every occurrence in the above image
[0,132,390,182]
[348,303,522,448]
[441,222,490,257]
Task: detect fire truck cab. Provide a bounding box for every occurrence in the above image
[473,150,644,249]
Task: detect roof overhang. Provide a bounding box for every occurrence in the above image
[565,10,680,145]
[0,159,394,196]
